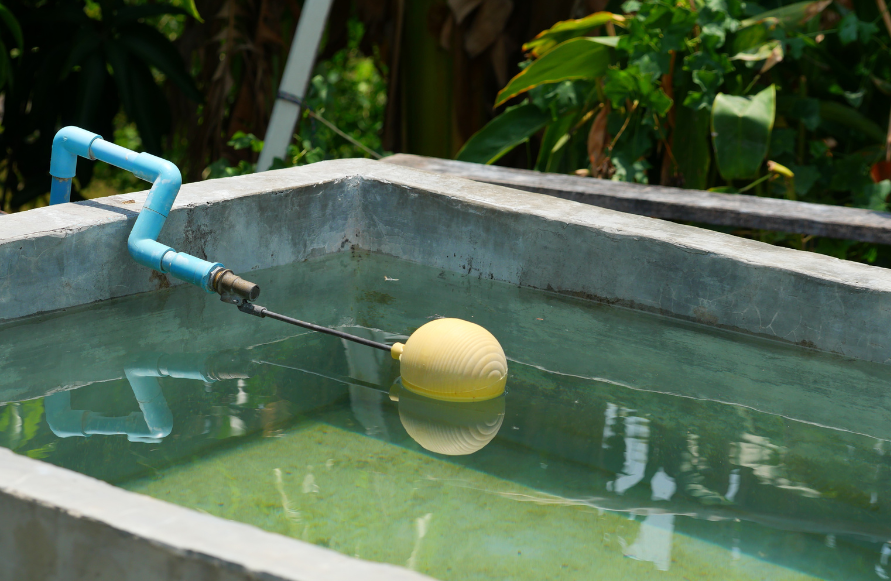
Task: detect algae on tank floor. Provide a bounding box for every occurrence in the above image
[123,417,821,581]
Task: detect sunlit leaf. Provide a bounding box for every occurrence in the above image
[522,12,622,57]
[731,39,781,61]
[767,160,796,199]
[456,103,549,164]
[495,38,612,107]
[604,66,672,114]
[181,0,203,22]
[739,0,831,29]
[711,85,776,180]
[683,69,721,110]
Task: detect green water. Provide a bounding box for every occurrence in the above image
[2,251,890,580]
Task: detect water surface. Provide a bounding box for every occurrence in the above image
[1,251,889,580]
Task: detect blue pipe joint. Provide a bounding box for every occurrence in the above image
[50,126,101,178]
[50,126,228,293]
[163,251,222,291]
[49,127,102,205]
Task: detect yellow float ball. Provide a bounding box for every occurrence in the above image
[390,318,508,402]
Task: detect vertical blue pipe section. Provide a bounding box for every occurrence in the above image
[49,178,73,205]
[49,126,222,292]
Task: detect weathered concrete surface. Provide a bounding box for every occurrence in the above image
[0,448,432,581]
[385,153,891,244]
[0,168,364,321]
[355,160,891,364]
[4,158,891,366]
[3,159,891,581]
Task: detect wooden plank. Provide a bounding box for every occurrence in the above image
[384,154,891,245]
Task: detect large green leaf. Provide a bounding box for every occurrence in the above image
[114,3,198,24]
[72,52,108,129]
[495,38,612,107]
[63,27,102,77]
[117,23,203,102]
[739,0,831,29]
[0,37,8,89]
[0,3,22,51]
[535,112,577,171]
[523,12,621,57]
[105,40,169,154]
[456,103,550,164]
[819,100,885,143]
[711,85,776,180]
[674,98,712,190]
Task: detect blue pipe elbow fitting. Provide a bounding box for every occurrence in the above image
[48,126,252,296]
[49,126,102,205]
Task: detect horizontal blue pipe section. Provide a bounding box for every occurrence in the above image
[49,126,222,293]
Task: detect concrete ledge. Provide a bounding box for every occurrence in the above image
[4,158,891,366]
[0,448,431,581]
[384,154,891,244]
[0,166,363,320]
[355,160,891,363]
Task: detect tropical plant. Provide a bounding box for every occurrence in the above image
[205,17,387,179]
[0,1,22,91]
[0,0,202,212]
[457,0,891,261]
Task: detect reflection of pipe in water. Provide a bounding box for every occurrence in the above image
[44,351,254,443]
[45,390,168,443]
[390,379,505,456]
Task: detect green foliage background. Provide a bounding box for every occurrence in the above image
[458,0,891,263]
[206,18,386,179]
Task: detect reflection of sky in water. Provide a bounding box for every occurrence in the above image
[2,251,891,580]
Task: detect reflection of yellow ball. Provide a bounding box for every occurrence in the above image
[391,318,507,402]
[397,387,505,456]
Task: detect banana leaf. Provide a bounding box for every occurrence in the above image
[456,103,549,165]
[739,0,831,29]
[523,12,622,57]
[495,38,612,107]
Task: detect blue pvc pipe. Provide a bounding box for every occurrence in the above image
[49,126,222,292]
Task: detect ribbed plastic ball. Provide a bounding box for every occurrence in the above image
[392,318,507,402]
